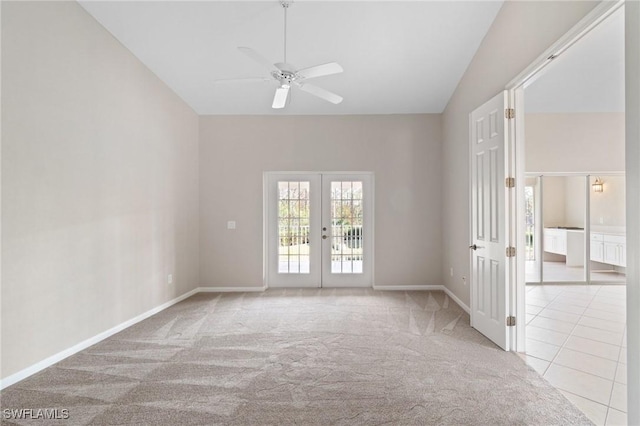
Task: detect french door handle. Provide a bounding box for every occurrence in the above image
[469,244,484,250]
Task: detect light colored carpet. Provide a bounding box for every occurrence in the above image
[1,289,592,425]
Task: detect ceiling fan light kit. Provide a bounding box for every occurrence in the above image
[220,0,344,109]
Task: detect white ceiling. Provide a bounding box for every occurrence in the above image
[79,1,503,115]
[525,6,624,114]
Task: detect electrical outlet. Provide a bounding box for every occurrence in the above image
[450,267,454,277]
[167,274,173,284]
[227,221,236,230]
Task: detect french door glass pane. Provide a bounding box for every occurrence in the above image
[330,181,363,274]
[278,181,310,274]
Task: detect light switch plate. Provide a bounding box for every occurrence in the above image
[227,221,236,229]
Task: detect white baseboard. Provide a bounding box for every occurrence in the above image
[372,284,471,314]
[197,286,266,292]
[373,285,444,291]
[442,287,471,314]
[0,287,200,390]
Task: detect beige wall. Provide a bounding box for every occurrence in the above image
[565,176,587,228]
[539,176,587,228]
[542,176,567,227]
[525,112,626,230]
[1,2,199,379]
[441,1,598,306]
[526,113,625,173]
[552,175,626,231]
[199,115,442,288]
[591,175,626,229]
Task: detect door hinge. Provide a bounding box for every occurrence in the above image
[506,316,516,327]
[505,108,515,119]
[506,246,516,257]
[505,177,515,188]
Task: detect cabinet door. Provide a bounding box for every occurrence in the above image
[591,241,604,262]
[544,232,566,255]
[604,242,619,265]
[618,244,626,267]
[558,235,567,255]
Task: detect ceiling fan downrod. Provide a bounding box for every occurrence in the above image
[280,1,291,64]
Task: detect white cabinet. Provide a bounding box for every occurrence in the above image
[603,242,619,264]
[566,231,585,267]
[604,234,626,267]
[544,228,567,255]
[545,229,625,268]
[590,233,625,267]
[590,233,604,263]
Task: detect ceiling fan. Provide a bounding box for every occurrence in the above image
[217,1,344,109]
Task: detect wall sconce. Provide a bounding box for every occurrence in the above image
[592,177,604,193]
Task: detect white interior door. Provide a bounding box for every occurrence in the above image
[266,172,373,288]
[470,91,511,350]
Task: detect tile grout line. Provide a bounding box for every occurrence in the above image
[526,334,620,365]
[560,388,611,417]
[530,290,626,347]
[544,287,598,373]
[527,285,627,422]
[602,288,626,423]
[527,286,566,376]
[558,287,616,420]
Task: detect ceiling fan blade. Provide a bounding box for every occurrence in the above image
[297,83,343,104]
[214,77,273,84]
[272,86,290,109]
[238,47,279,73]
[296,62,343,80]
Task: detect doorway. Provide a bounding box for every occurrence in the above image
[511,3,627,424]
[525,174,627,285]
[265,172,373,288]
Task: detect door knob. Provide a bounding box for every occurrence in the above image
[322,235,328,240]
[469,244,484,250]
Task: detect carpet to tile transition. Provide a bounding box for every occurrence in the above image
[1,289,592,425]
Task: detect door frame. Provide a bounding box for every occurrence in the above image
[263,171,375,289]
[502,0,625,352]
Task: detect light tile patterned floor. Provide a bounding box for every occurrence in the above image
[523,284,627,426]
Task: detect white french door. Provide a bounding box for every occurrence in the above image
[321,174,373,287]
[265,172,373,288]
